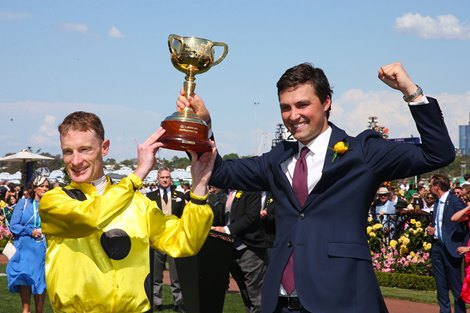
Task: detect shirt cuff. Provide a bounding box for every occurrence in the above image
[408,94,429,106]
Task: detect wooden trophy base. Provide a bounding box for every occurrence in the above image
[160,118,211,152]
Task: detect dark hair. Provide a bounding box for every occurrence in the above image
[26,176,50,199]
[431,174,451,192]
[464,173,470,181]
[276,63,333,118]
[59,111,105,141]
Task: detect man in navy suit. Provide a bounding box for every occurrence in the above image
[176,62,455,312]
[426,174,467,313]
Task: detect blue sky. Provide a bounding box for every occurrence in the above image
[1,1,470,162]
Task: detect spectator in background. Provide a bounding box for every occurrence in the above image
[370,187,394,221]
[212,190,267,313]
[3,195,17,225]
[207,186,227,227]
[464,174,470,183]
[426,174,467,313]
[405,183,417,202]
[391,189,409,217]
[7,176,50,313]
[260,191,276,263]
[0,180,9,200]
[454,186,464,198]
[146,167,187,312]
[422,192,435,215]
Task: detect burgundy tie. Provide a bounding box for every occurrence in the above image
[282,146,309,295]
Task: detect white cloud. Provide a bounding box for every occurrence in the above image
[30,115,58,148]
[0,11,30,21]
[61,23,90,35]
[395,13,470,40]
[2,92,469,161]
[109,26,125,39]
[331,89,470,150]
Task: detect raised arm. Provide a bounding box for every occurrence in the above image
[378,62,424,103]
[451,204,470,223]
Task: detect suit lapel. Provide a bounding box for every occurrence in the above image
[303,123,348,208]
[274,141,301,210]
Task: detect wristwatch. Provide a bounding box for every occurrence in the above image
[403,85,423,102]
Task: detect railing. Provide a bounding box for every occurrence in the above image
[372,211,432,243]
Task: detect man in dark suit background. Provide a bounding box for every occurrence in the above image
[146,167,186,312]
[212,190,267,313]
[176,62,455,312]
[426,174,467,313]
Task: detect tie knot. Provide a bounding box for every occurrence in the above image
[299,146,309,159]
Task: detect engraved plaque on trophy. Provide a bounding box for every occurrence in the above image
[159,34,228,152]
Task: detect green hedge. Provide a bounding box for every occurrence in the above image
[376,271,436,291]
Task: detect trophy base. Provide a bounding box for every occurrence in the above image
[160,116,211,152]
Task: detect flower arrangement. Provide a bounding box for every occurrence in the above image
[331,140,349,163]
[372,126,389,139]
[367,216,432,276]
[0,218,13,253]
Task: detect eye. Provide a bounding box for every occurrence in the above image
[62,149,72,156]
[297,102,309,109]
[280,105,290,112]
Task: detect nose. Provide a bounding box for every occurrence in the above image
[70,152,83,166]
[289,107,301,121]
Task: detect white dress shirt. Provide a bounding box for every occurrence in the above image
[281,126,332,193]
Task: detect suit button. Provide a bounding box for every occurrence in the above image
[299,213,304,219]
[287,241,293,248]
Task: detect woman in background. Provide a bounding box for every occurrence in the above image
[451,201,470,303]
[7,176,50,313]
[3,194,18,225]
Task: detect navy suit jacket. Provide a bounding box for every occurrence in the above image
[228,191,266,249]
[209,98,455,313]
[431,193,467,258]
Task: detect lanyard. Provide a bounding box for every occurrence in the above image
[32,200,40,228]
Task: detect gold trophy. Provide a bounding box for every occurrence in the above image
[159,34,228,152]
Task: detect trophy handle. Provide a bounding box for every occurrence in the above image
[211,42,228,66]
[168,34,183,56]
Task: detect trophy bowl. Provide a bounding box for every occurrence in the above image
[159,34,228,152]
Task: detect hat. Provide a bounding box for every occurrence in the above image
[32,176,48,187]
[462,181,470,186]
[377,187,389,195]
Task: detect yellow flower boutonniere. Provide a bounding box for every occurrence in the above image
[235,191,243,199]
[330,139,349,162]
[267,198,273,205]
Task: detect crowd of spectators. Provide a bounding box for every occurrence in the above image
[1,172,470,312]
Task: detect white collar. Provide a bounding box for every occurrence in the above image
[298,126,332,156]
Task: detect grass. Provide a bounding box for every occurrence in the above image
[1,264,447,312]
[0,264,244,313]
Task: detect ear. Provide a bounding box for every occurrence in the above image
[102,139,110,157]
[323,96,332,113]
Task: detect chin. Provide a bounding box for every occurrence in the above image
[68,171,92,184]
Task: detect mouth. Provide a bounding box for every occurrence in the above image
[70,167,88,176]
[291,121,308,133]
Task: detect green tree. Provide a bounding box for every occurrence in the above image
[222,153,239,160]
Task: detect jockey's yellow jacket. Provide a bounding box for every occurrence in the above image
[39,173,213,313]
